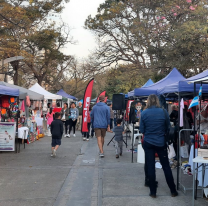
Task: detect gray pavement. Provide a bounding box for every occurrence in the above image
[0,132,208,206]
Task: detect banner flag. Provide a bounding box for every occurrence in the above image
[96,91,106,103]
[104,97,108,103]
[125,100,134,121]
[199,86,202,97]
[82,79,94,132]
[188,96,199,109]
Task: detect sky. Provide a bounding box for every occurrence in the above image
[61,0,105,59]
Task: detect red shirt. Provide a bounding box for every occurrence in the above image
[53,107,62,113]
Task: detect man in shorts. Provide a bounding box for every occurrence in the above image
[91,95,110,157]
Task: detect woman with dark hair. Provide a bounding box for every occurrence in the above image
[68,102,79,137]
[140,94,178,198]
[61,103,69,137]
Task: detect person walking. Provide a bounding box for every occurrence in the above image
[46,108,54,136]
[61,103,70,137]
[91,95,110,157]
[109,103,114,129]
[109,118,125,158]
[77,101,83,136]
[50,112,63,157]
[69,102,79,137]
[140,94,178,198]
[83,105,92,141]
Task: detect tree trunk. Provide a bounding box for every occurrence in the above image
[10,61,19,85]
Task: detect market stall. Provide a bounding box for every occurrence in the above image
[0,81,45,144]
[0,85,19,152]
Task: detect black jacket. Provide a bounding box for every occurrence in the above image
[51,119,63,139]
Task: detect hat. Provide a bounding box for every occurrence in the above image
[99,95,105,102]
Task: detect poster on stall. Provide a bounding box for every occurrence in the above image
[0,122,16,151]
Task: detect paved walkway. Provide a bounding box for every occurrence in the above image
[0,132,207,206]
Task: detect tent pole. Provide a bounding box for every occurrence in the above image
[177,94,181,190]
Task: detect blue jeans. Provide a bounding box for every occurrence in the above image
[143,141,176,194]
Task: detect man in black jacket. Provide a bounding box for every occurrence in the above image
[50,112,63,157]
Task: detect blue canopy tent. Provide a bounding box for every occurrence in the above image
[133,68,185,97]
[56,89,77,100]
[0,85,19,96]
[127,79,154,97]
[157,70,208,97]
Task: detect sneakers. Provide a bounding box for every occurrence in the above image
[116,154,119,158]
[73,134,76,137]
[83,137,86,141]
[52,149,56,157]
[99,153,104,158]
[120,153,122,156]
[86,138,89,141]
[51,154,54,157]
[64,134,67,138]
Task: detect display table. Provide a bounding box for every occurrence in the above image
[192,156,208,206]
[18,127,29,139]
[16,127,29,153]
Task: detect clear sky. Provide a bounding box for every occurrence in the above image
[61,0,105,59]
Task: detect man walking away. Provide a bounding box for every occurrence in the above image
[50,112,63,157]
[91,95,110,157]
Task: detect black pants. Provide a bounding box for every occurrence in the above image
[142,142,148,184]
[84,123,91,139]
[69,119,77,134]
[143,141,176,194]
[110,119,113,129]
[63,120,69,134]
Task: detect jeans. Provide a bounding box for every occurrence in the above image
[115,140,123,155]
[143,141,176,194]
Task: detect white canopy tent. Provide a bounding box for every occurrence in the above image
[188,76,208,84]
[29,83,62,100]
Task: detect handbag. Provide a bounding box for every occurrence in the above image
[163,109,175,146]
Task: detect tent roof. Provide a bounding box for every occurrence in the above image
[29,83,62,100]
[56,89,77,100]
[0,81,44,100]
[157,69,208,96]
[133,68,185,97]
[0,84,19,96]
[142,79,154,88]
[128,79,155,97]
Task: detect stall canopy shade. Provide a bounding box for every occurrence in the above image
[157,69,208,96]
[56,89,77,100]
[0,81,44,100]
[133,68,185,97]
[29,83,62,99]
[128,79,154,97]
[0,84,19,96]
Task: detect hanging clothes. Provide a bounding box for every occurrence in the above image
[180,98,184,127]
[21,100,25,112]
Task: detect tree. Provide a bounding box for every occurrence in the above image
[0,0,72,85]
[85,0,208,76]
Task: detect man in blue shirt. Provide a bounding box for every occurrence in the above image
[91,95,110,157]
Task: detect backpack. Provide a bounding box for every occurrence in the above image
[163,109,175,146]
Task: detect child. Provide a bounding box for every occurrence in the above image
[110,119,125,158]
[50,112,63,157]
[46,108,54,136]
